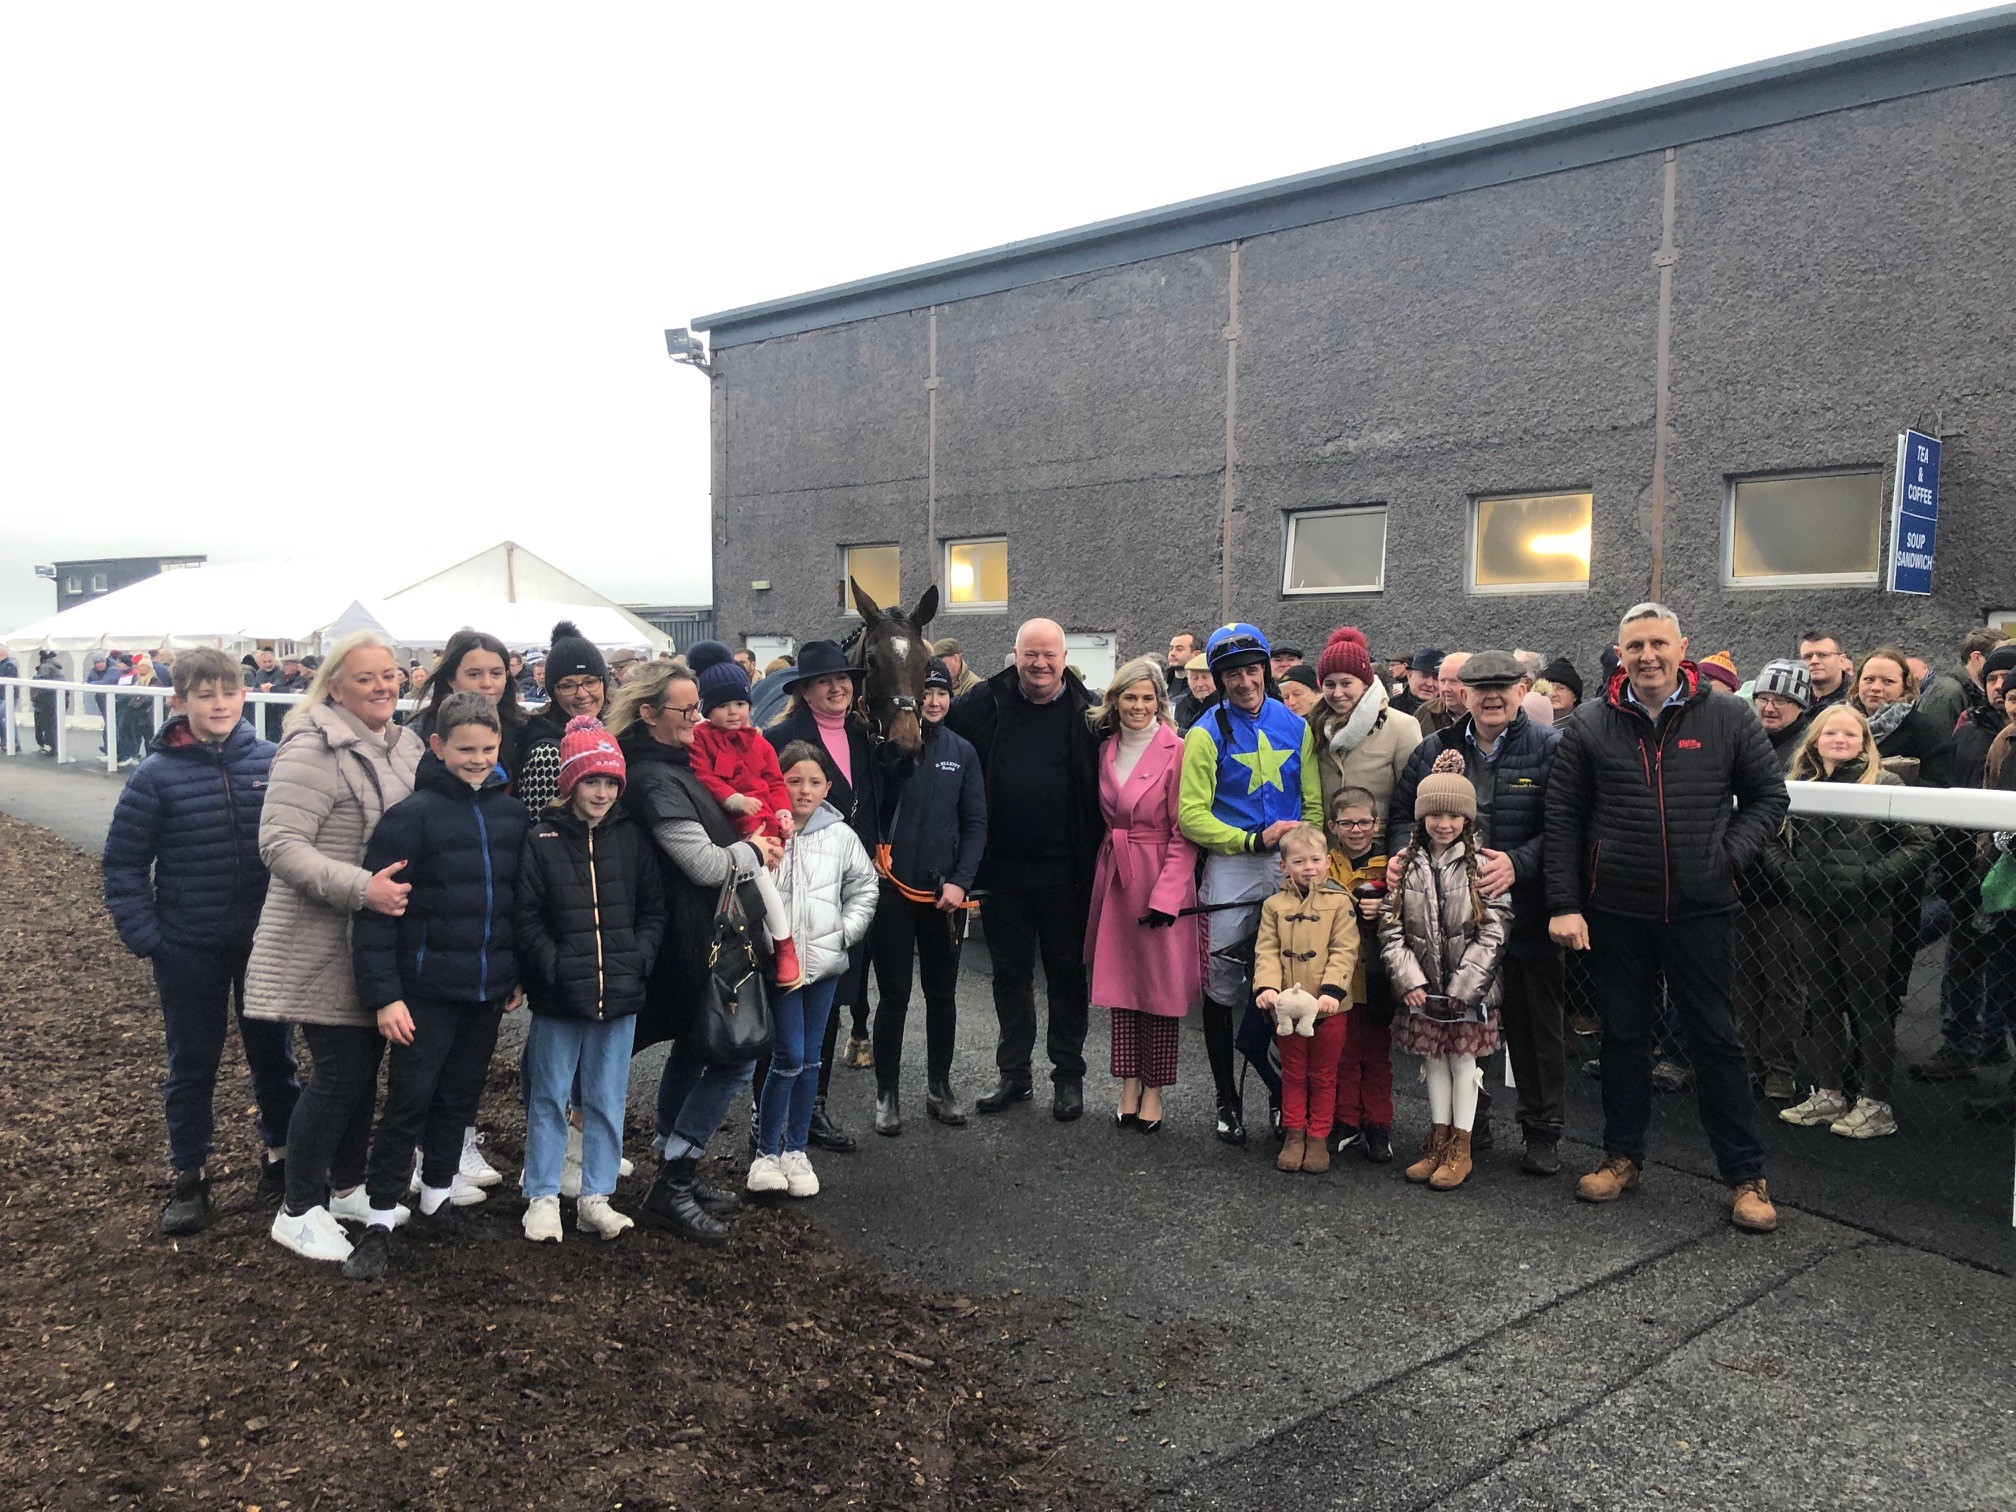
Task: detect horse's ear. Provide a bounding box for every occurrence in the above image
[849,576,885,624]
[909,584,938,633]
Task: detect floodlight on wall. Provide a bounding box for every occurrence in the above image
[665,326,715,377]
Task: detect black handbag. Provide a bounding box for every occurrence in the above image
[689,877,774,1064]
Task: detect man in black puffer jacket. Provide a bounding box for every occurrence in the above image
[1544,604,1788,1234]
[1390,650,1565,1173]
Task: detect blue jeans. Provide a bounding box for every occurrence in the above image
[523,1014,636,1199]
[152,945,299,1173]
[757,977,839,1156]
[655,1038,757,1162]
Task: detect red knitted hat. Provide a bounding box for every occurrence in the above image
[1317,627,1375,685]
[557,715,626,800]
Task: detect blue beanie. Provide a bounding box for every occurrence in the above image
[698,658,752,714]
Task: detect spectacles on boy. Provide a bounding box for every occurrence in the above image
[1329,817,1377,833]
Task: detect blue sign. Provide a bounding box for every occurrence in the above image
[1888,429,1940,596]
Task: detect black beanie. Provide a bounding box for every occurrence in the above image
[1981,644,2016,688]
[1541,657,1583,701]
[546,621,608,686]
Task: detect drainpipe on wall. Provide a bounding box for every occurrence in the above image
[927,306,940,592]
[1219,243,1243,624]
[1648,148,1679,604]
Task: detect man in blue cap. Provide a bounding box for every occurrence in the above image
[1178,623,1324,1144]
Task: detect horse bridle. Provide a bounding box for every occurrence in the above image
[849,618,920,738]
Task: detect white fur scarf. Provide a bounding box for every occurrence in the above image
[1327,673,1390,757]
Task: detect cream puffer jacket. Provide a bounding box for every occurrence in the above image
[774,801,878,987]
[244,703,424,1027]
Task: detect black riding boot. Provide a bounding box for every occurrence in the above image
[1202,999,1244,1144]
[638,1156,727,1245]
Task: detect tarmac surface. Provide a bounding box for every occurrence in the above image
[6,748,2014,1511]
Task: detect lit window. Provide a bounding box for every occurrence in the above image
[944,538,1008,611]
[840,544,900,614]
[1282,507,1387,595]
[90,573,109,593]
[1469,492,1593,594]
[1724,471,1882,588]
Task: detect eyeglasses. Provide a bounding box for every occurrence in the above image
[657,701,702,720]
[554,677,600,696]
[1330,818,1377,831]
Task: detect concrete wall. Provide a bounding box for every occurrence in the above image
[712,74,2016,682]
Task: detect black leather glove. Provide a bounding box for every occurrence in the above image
[1139,909,1178,929]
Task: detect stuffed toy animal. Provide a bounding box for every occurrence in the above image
[1272,985,1321,1038]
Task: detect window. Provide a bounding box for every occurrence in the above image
[840,544,900,614]
[1282,507,1387,595]
[1723,470,1882,588]
[64,576,82,595]
[90,573,109,593]
[1469,491,1593,595]
[944,538,1008,612]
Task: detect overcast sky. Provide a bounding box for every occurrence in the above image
[0,0,1970,635]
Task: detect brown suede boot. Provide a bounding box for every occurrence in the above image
[1575,1153,1641,1203]
[1730,1178,1778,1233]
[1428,1128,1474,1190]
[1276,1130,1306,1172]
[1301,1135,1331,1174]
[1404,1125,1450,1183]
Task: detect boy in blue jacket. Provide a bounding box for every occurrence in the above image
[102,647,297,1236]
[343,693,529,1280]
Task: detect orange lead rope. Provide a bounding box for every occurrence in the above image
[873,843,980,909]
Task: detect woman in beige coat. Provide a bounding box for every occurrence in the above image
[245,632,423,1263]
[1308,627,1423,821]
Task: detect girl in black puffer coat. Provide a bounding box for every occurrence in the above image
[513,716,667,1242]
[1774,706,1932,1143]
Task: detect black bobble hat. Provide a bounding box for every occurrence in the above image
[546,621,608,686]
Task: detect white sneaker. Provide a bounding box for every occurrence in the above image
[781,1150,820,1198]
[559,1125,584,1199]
[1829,1097,1899,1139]
[745,1154,789,1194]
[1779,1089,1850,1127]
[270,1205,354,1263]
[460,1128,505,1189]
[576,1194,634,1240]
[619,1156,634,1179]
[522,1195,563,1244]
[328,1187,410,1228]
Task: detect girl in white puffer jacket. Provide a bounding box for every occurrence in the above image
[749,741,879,1197]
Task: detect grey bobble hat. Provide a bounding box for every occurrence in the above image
[1753,658,1812,709]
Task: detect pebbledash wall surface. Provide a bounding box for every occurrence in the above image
[695,12,2016,680]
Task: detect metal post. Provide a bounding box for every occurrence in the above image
[55,686,69,766]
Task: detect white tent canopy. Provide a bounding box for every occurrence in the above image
[327,599,670,655]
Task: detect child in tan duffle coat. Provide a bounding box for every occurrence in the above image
[1252,825,1359,1174]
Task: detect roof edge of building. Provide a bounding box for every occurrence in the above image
[693,6,2016,348]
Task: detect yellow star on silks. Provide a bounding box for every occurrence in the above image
[1233,731,1293,794]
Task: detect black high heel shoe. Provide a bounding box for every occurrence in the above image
[1115,1109,1141,1129]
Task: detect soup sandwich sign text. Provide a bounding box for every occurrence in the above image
[1887,429,1940,597]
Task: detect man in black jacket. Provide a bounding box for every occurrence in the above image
[1389,651,1566,1174]
[1545,603,1789,1233]
[945,617,1105,1120]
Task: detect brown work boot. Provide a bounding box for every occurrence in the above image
[1429,1128,1474,1190]
[1730,1178,1778,1233]
[1276,1130,1306,1173]
[1301,1135,1331,1174]
[1575,1153,1641,1203]
[1404,1125,1450,1183]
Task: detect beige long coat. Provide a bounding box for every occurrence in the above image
[243,704,423,1027]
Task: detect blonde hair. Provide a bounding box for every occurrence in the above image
[286,630,397,733]
[1088,656,1173,741]
[1790,705,1883,784]
[604,662,691,739]
[1276,823,1329,860]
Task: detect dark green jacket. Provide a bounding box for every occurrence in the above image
[1773,763,1932,921]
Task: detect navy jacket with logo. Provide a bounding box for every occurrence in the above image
[877,719,989,896]
[353,752,530,1010]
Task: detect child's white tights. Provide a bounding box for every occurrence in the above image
[1423,1053,1482,1131]
[750,864,793,943]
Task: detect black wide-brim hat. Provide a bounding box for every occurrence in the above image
[781,639,864,689]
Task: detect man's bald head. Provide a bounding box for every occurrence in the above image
[1014,618,1066,702]
[1437,652,1470,711]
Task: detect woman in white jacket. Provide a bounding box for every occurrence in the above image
[749,741,878,1197]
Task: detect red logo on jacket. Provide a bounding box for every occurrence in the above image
[1677,738,1702,750]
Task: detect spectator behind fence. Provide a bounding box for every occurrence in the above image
[1774,705,1932,1141]
[1734,659,1817,1101]
[1545,603,1788,1233]
[1797,630,1853,712]
[1916,626,2003,736]
[1414,652,1470,737]
[33,649,63,753]
[245,631,424,1267]
[101,647,296,1238]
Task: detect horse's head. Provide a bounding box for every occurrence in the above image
[849,576,939,754]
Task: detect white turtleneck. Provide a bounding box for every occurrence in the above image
[1112,721,1156,784]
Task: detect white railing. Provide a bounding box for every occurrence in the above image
[0,677,419,774]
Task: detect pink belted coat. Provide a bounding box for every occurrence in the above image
[1084,723,1201,1017]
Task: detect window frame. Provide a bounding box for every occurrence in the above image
[838,542,901,616]
[64,575,82,595]
[1465,489,1594,597]
[1721,467,1884,590]
[90,572,109,593]
[941,536,1009,614]
[1279,505,1388,597]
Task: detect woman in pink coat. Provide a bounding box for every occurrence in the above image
[1084,657,1201,1132]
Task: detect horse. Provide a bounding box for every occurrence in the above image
[848,577,939,755]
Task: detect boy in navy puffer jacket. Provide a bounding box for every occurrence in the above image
[344,693,530,1280]
[103,647,297,1237]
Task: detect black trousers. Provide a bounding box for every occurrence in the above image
[982,859,1089,1087]
[871,885,963,1092]
[1589,911,1764,1184]
[284,1024,385,1212]
[1499,948,1568,1140]
[363,996,505,1208]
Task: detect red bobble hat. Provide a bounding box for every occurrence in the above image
[557,715,627,800]
[1317,627,1375,686]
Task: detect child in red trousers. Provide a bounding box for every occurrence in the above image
[1253,825,1359,1173]
[1326,785,1396,1165]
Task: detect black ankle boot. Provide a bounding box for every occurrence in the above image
[638,1156,727,1245]
[693,1176,742,1216]
[874,1090,903,1137]
[808,1097,856,1153]
[1215,1100,1247,1146]
[925,1080,969,1126]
